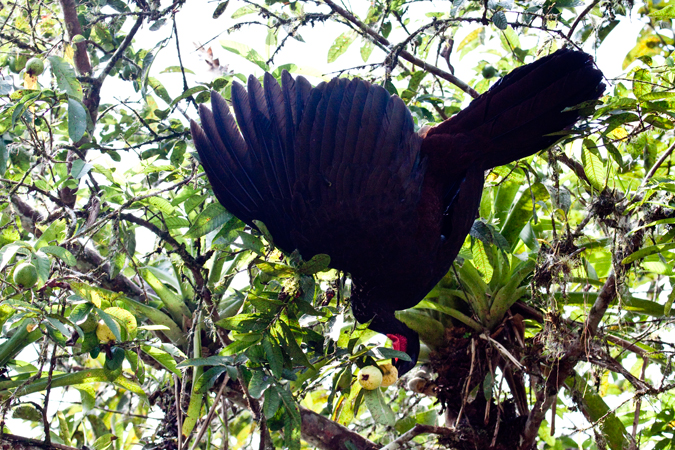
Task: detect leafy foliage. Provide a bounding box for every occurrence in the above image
[0,0,674,449]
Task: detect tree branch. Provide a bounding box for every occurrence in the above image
[222,386,378,450]
[0,433,79,450]
[520,273,617,449]
[381,424,457,450]
[322,0,479,98]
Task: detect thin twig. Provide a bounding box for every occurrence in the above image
[322,0,479,98]
[566,0,602,40]
[190,378,229,450]
[174,374,183,450]
[380,424,457,450]
[642,139,675,186]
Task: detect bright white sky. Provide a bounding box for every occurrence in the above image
[104,0,646,111]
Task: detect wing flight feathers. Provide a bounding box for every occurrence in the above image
[192,71,425,260]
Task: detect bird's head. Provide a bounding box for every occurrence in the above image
[386,325,420,376]
[352,302,420,376]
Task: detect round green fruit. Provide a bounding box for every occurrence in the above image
[13,262,38,289]
[10,54,27,73]
[482,65,498,79]
[358,365,383,390]
[25,58,44,76]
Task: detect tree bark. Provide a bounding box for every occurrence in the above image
[0,434,79,450]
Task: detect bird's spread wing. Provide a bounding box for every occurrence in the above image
[191,72,426,271]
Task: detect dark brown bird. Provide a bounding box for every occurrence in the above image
[190,49,604,375]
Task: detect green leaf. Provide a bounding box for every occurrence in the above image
[483,372,494,401]
[71,159,93,179]
[92,433,115,450]
[649,4,675,18]
[184,203,233,238]
[47,56,83,99]
[500,182,549,250]
[221,336,261,356]
[217,313,271,332]
[196,366,228,393]
[220,40,269,71]
[176,355,233,367]
[499,26,520,51]
[38,246,76,266]
[121,296,186,346]
[363,389,396,426]
[562,292,671,318]
[0,320,41,366]
[231,4,257,18]
[298,253,331,275]
[142,345,180,375]
[32,251,50,286]
[67,98,87,142]
[278,321,313,369]
[565,374,632,450]
[622,242,675,264]
[144,196,175,215]
[471,240,493,282]
[160,66,195,74]
[213,1,229,18]
[169,85,208,108]
[581,140,606,190]
[327,31,357,63]
[278,386,301,427]
[140,268,191,323]
[235,231,266,254]
[147,77,172,104]
[360,40,374,62]
[256,261,296,277]
[35,219,66,250]
[248,369,271,397]
[493,11,507,30]
[96,308,122,342]
[263,384,281,417]
[0,140,8,177]
[375,347,412,361]
[632,68,652,98]
[263,335,284,378]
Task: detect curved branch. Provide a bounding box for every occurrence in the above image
[58,0,92,76]
[0,433,79,450]
[381,424,457,450]
[322,0,479,98]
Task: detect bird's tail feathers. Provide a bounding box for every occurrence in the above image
[425,48,605,171]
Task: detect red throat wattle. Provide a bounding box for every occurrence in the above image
[387,334,408,353]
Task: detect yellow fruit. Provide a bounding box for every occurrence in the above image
[13,262,38,288]
[378,363,399,387]
[103,307,137,339]
[96,321,116,343]
[358,365,383,390]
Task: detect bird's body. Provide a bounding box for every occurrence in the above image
[191,49,604,375]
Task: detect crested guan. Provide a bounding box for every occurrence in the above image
[190,48,604,375]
